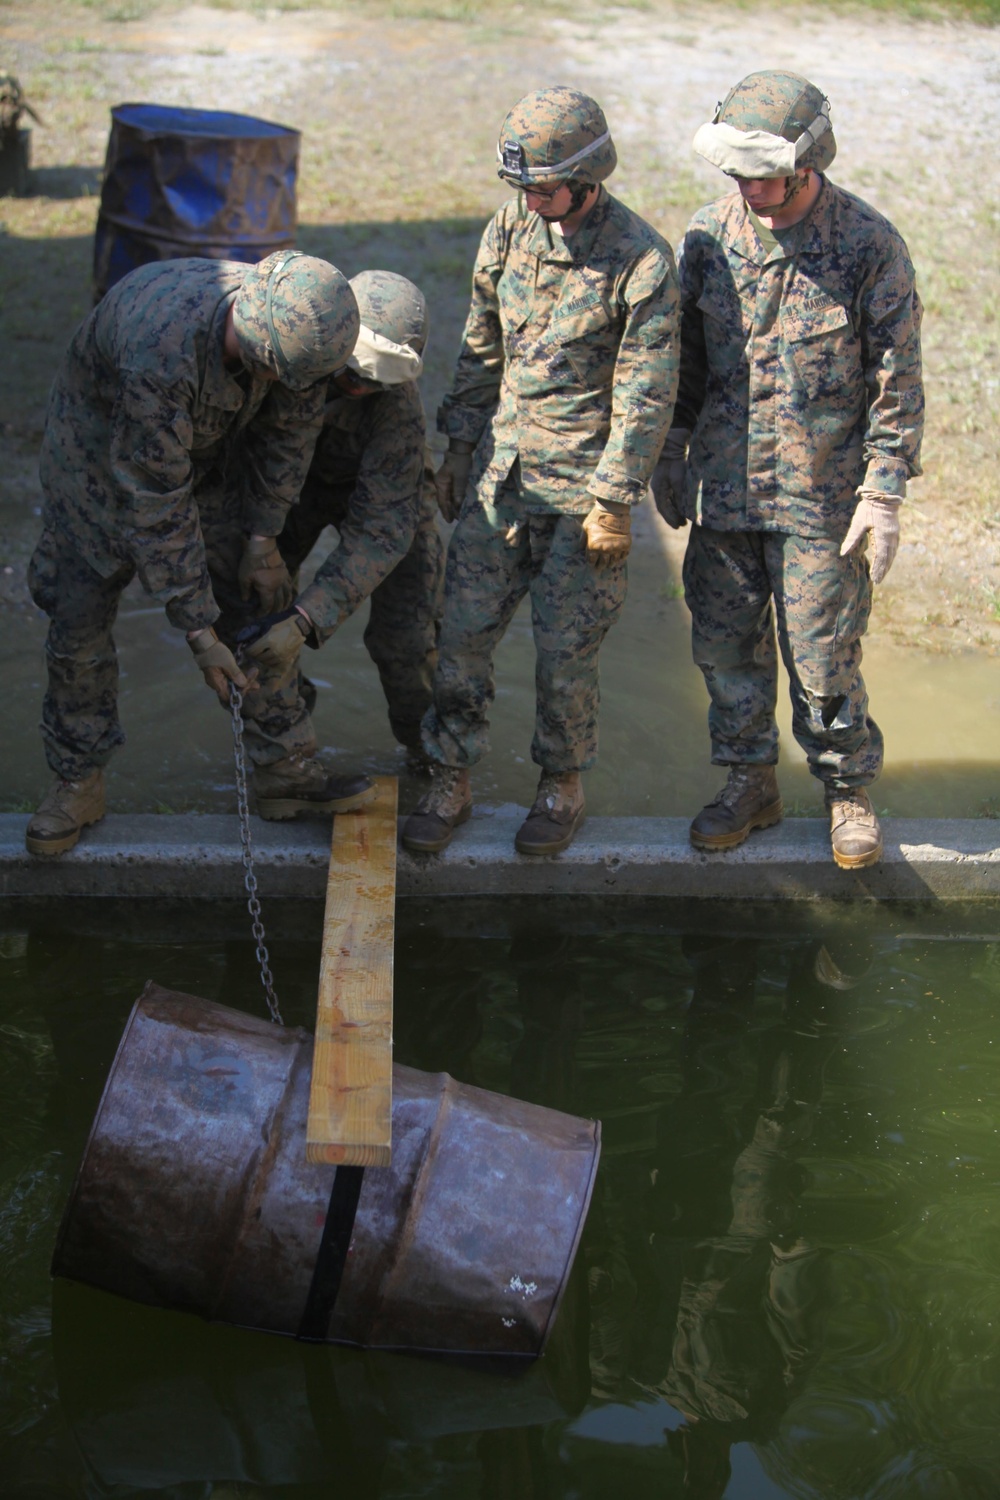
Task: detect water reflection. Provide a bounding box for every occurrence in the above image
[645,937,864,1497]
[3,903,1000,1496]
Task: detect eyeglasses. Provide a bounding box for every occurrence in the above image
[521,182,561,201]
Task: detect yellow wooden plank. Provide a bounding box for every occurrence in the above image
[305,775,397,1166]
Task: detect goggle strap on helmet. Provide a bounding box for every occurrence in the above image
[693,102,831,178]
[790,101,831,162]
[347,324,424,385]
[263,250,297,379]
[496,128,612,181]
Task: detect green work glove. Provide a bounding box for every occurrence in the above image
[840,492,901,585]
[650,427,690,529]
[238,535,295,613]
[187,627,256,706]
[245,610,311,675]
[582,500,631,565]
[434,441,475,523]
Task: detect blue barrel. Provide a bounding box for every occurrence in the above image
[93,103,299,299]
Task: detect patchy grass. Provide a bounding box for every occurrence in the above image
[32,0,1000,19]
[1,0,998,663]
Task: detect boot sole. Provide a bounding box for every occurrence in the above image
[689,799,784,852]
[256,784,378,820]
[832,838,883,870]
[515,809,586,857]
[401,800,472,854]
[25,811,105,857]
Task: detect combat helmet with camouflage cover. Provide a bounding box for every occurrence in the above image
[344,269,428,387]
[693,70,836,180]
[232,249,359,390]
[496,87,617,193]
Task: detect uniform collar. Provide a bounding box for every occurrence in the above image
[527,185,613,265]
[729,176,832,266]
[203,291,257,410]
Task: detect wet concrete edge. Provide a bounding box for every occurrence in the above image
[1,812,999,901]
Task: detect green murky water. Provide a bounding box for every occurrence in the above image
[3,898,1000,1498]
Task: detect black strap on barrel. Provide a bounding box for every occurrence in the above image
[297,1165,365,1342]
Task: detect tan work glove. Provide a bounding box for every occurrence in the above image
[238,535,295,613]
[187,627,256,706]
[840,492,902,585]
[434,440,475,523]
[245,609,311,675]
[582,500,632,565]
[650,427,690,529]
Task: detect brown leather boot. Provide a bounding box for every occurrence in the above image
[401,767,472,853]
[689,765,782,851]
[514,772,586,856]
[25,769,106,856]
[827,787,883,869]
[253,754,375,820]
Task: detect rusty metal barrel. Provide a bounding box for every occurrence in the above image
[93,103,299,299]
[52,984,601,1358]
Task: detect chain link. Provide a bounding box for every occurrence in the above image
[229,676,283,1027]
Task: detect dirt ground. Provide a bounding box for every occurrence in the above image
[0,0,998,661]
[0,0,995,657]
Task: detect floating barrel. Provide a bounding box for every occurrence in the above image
[93,103,299,299]
[52,984,601,1358]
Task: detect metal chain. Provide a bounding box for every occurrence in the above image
[229,676,283,1026]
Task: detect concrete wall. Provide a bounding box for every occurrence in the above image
[2,811,998,901]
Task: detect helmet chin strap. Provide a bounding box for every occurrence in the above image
[777,169,811,210]
[538,180,594,222]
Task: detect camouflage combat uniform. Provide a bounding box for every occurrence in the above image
[29,257,336,779]
[424,187,680,772]
[277,380,444,749]
[675,180,923,786]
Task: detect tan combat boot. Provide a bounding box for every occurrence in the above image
[689,765,782,851]
[401,767,472,853]
[515,771,586,856]
[826,787,883,869]
[253,754,375,820]
[25,769,106,856]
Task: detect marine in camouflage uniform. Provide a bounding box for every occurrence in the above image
[245,271,443,757]
[403,87,680,857]
[25,250,368,856]
[654,71,923,868]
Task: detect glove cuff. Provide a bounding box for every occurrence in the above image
[590,505,630,537]
[857,488,902,510]
[187,626,219,658]
[662,427,691,459]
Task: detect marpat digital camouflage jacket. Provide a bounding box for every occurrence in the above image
[38,258,327,631]
[674,179,924,537]
[438,187,680,512]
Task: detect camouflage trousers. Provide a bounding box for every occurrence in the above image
[28,527,134,780]
[421,482,628,772]
[27,491,318,778]
[682,526,884,789]
[279,482,444,750]
[201,494,318,768]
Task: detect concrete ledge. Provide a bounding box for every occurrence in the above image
[1,811,998,901]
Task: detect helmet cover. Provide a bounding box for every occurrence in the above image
[232,250,360,390]
[497,86,617,189]
[693,70,836,179]
[346,269,427,385]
